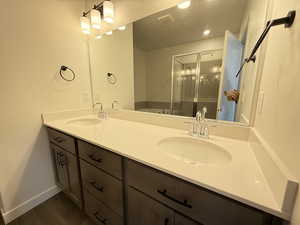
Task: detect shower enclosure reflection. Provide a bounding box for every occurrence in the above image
[171,50,222,119]
[132,0,253,123]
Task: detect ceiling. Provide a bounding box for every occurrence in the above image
[133,0,247,51]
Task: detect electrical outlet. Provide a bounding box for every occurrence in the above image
[257,91,265,114]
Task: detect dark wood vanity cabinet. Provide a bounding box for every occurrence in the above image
[47,128,283,225]
[126,160,277,225]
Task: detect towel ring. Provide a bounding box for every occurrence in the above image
[59,65,76,82]
[107,72,117,85]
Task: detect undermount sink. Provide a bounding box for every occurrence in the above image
[157,137,232,166]
[66,118,101,126]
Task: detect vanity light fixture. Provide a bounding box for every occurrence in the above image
[203,29,211,36]
[80,0,115,34]
[80,15,91,34]
[103,0,114,23]
[118,25,126,31]
[105,30,113,35]
[177,0,191,9]
[91,8,101,29]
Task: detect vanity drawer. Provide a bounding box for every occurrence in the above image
[126,160,271,225]
[78,140,122,179]
[174,213,202,225]
[127,187,174,225]
[47,128,76,154]
[84,190,123,225]
[81,160,123,216]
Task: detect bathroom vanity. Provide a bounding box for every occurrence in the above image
[43,112,295,225]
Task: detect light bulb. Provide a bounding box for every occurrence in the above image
[203,29,211,36]
[177,1,191,9]
[103,1,114,23]
[105,30,113,35]
[80,16,90,34]
[211,66,220,73]
[96,34,102,39]
[118,25,126,31]
[91,9,101,30]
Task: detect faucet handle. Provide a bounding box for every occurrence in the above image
[93,102,103,112]
[196,111,202,122]
[112,100,120,110]
[201,107,207,121]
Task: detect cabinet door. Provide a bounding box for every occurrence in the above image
[65,150,82,208]
[174,214,202,225]
[128,187,174,225]
[51,144,69,191]
[51,144,82,208]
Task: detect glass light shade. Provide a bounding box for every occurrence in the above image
[91,9,101,30]
[177,1,191,9]
[96,34,102,39]
[103,1,114,23]
[203,29,211,36]
[118,25,126,31]
[80,16,91,34]
[105,30,113,35]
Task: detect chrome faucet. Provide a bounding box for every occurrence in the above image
[198,107,209,138]
[93,102,107,119]
[188,107,209,138]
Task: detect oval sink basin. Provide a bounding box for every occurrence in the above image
[157,137,231,166]
[66,118,101,126]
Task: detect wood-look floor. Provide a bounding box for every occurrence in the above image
[8,193,94,225]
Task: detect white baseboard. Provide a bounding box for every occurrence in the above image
[2,186,61,224]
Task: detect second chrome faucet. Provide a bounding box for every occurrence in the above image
[191,107,209,138]
[93,102,107,119]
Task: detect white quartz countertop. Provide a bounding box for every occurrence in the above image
[44,115,284,218]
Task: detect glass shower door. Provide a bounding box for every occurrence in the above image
[171,53,200,117]
[196,50,223,119]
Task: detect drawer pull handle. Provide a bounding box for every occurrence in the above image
[88,154,102,163]
[157,189,192,209]
[93,212,107,224]
[54,137,65,143]
[90,181,104,192]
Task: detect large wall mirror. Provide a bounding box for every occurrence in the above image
[88,0,268,125]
